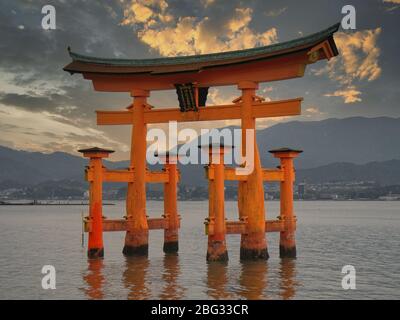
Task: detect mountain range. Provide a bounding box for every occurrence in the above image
[1,116,400,188]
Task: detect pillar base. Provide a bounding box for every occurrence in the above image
[279,245,296,259]
[207,240,228,262]
[240,233,269,260]
[123,230,149,256]
[122,244,148,256]
[240,247,269,260]
[164,228,179,253]
[88,247,104,259]
[163,241,179,254]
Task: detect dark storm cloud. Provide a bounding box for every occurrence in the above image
[0,0,152,121]
[0,0,149,71]
[0,93,65,111]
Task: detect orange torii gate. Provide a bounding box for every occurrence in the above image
[65,23,339,260]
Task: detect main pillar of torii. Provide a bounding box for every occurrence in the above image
[123,89,150,255]
[237,81,269,260]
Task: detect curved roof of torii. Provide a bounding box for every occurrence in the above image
[63,23,340,91]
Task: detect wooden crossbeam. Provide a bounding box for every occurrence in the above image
[262,169,285,181]
[96,98,302,125]
[103,170,134,182]
[85,168,175,183]
[226,220,247,234]
[84,217,294,233]
[206,167,285,181]
[205,219,286,235]
[84,217,168,232]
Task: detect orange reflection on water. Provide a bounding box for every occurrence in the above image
[123,256,151,300]
[206,262,234,299]
[83,259,105,300]
[279,259,298,300]
[159,254,185,300]
[237,261,269,300]
[82,255,298,300]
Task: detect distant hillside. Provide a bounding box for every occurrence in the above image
[296,159,400,185]
[256,116,400,169]
[1,116,400,187]
[0,146,128,185]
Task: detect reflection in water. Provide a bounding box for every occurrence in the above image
[206,262,233,299]
[81,255,297,300]
[83,259,105,300]
[237,261,268,300]
[159,254,185,299]
[123,256,150,300]
[279,259,298,300]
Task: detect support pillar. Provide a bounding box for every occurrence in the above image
[78,147,114,259]
[123,89,150,256]
[159,153,180,253]
[237,81,268,260]
[203,144,230,262]
[269,148,302,258]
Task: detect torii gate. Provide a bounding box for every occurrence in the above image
[65,23,339,261]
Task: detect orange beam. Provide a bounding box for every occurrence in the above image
[84,218,168,232]
[206,219,286,235]
[146,171,171,183]
[103,169,134,182]
[86,168,172,183]
[95,110,133,125]
[96,98,302,125]
[84,218,291,234]
[262,169,285,181]
[226,220,247,234]
[207,167,285,181]
[207,167,248,181]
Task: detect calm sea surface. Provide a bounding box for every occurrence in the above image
[0,201,399,300]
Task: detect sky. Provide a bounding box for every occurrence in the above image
[0,0,399,160]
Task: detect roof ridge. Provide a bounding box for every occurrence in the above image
[67,23,340,67]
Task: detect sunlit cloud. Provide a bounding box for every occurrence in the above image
[315,28,382,85]
[305,107,322,114]
[264,7,287,17]
[324,86,362,104]
[120,0,171,25]
[121,1,278,56]
[313,28,381,103]
[202,0,216,8]
[0,105,129,154]
[383,0,400,11]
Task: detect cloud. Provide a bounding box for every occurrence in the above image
[0,93,65,112]
[121,1,278,56]
[320,28,382,85]
[305,107,322,114]
[313,28,381,104]
[228,8,252,33]
[383,0,400,11]
[324,87,362,104]
[202,0,216,8]
[0,104,129,154]
[121,0,171,25]
[264,7,287,17]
